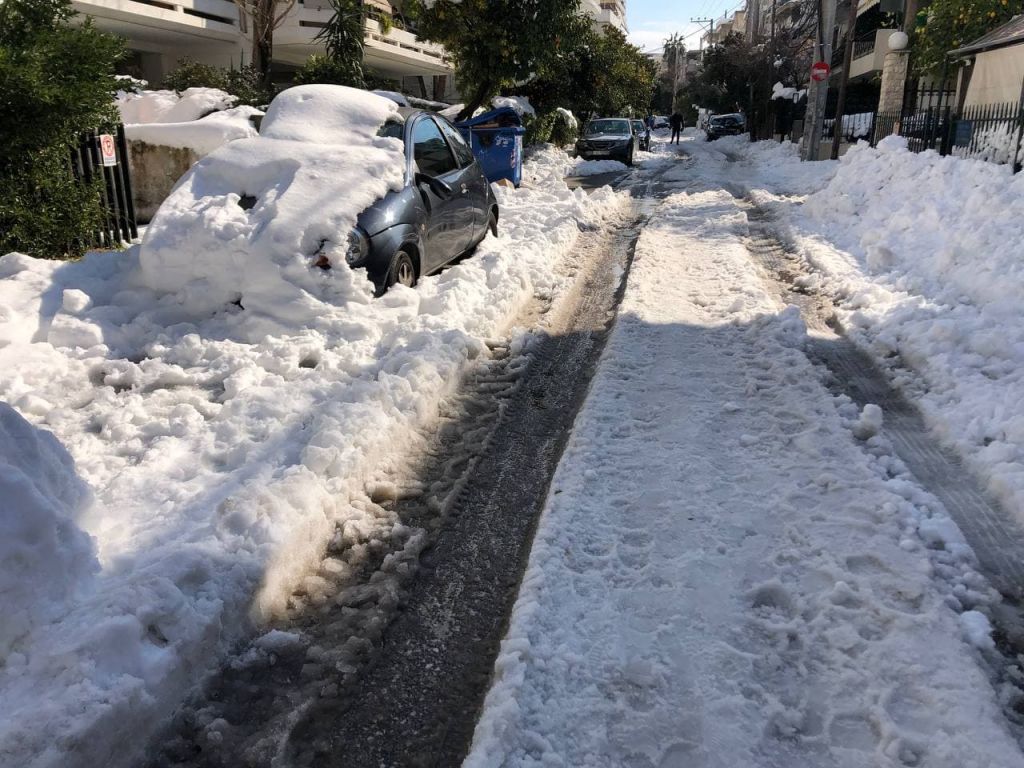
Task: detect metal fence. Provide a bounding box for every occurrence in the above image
[70,125,138,249]
[820,98,1024,172]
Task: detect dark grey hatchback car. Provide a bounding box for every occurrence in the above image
[351,108,499,293]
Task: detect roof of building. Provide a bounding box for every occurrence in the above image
[950,14,1024,57]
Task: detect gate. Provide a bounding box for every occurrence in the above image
[71,125,138,249]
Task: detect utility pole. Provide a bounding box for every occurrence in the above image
[830,0,860,158]
[801,0,836,160]
[692,17,714,55]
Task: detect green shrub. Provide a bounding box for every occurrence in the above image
[523,111,556,146]
[0,0,125,259]
[294,53,365,88]
[162,58,273,107]
[549,111,578,146]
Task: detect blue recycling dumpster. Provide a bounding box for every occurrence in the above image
[455,107,526,188]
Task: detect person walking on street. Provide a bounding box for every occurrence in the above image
[669,112,683,144]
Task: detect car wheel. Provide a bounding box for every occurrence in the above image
[487,208,498,238]
[387,249,417,289]
[626,147,634,166]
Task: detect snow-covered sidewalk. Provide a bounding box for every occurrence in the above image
[466,162,1024,766]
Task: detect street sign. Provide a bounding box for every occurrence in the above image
[811,61,831,82]
[99,134,117,166]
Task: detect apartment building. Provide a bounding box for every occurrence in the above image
[581,0,628,35]
[700,9,746,48]
[73,0,453,96]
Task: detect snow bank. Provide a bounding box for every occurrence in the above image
[568,158,628,176]
[117,87,237,125]
[118,88,259,156]
[796,137,1024,516]
[139,85,404,322]
[0,133,622,766]
[0,405,98,662]
[124,106,261,155]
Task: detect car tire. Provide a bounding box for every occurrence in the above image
[626,147,634,166]
[386,249,417,290]
[487,208,498,238]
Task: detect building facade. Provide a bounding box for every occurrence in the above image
[74,0,453,97]
[581,0,628,35]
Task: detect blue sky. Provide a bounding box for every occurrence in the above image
[626,0,747,54]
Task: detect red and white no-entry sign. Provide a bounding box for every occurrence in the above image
[99,134,117,166]
[810,61,831,82]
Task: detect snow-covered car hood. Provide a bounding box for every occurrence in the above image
[580,132,631,141]
[139,86,407,323]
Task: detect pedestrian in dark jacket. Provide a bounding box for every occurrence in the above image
[669,112,684,144]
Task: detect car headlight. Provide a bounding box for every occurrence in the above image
[345,226,369,266]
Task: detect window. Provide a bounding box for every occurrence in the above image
[412,117,458,177]
[436,118,475,167]
[377,119,405,141]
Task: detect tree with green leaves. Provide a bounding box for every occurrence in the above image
[524,23,657,123]
[914,0,1022,74]
[0,0,125,258]
[663,32,686,112]
[409,0,587,119]
[295,0,366,86]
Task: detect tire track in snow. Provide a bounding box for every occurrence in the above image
[141,187,663,767]
[736,193,1024,740]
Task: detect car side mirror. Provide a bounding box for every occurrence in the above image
[415,173,453,200]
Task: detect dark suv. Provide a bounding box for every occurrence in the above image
[706,113,746,141]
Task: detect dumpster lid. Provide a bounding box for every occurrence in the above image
[455,106,523,129]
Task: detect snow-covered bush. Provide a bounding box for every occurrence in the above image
[163,58,272,108]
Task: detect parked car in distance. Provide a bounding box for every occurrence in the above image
[575,118,640,165]
[361,108,498,291]
[631,119,651,151]
[653,115,670,129]
[705,113,746,141]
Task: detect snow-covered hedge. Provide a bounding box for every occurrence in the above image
[117,87,259,155]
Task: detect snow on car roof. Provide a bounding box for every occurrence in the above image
[260,84,400,144]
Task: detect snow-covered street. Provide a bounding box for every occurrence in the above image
[4,123,1024,768]
[467,136,1024,768]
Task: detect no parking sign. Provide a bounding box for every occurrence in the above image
[99,134,117,166]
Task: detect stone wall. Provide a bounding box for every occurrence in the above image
[126,140,198,224]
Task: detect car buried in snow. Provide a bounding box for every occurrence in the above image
[140,85,499,303]
[575,118,640,166]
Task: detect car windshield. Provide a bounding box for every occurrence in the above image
[585,119,630,136]
[632,121,645,131]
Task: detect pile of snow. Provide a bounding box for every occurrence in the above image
[555,107,577,129]
[771,81,806,101]
[567,158,628,176]
[788,136,1024,517]
[139,85,405,323]
[371,89,410,106]
[117,87,259,155]
[117,87,237,124]
[492,95,535,117]
[0,107,622,766]
[0,405,98,663]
